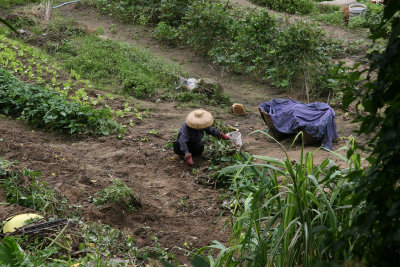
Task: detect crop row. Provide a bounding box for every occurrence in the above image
[0,35,151,123]
[0,68,123,135]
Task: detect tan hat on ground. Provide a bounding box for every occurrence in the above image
[186,109,214,129]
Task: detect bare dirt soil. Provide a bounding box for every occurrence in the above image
[0,2,362,265]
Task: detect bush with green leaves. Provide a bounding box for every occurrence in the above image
[93,179,141,212]
[0,68,123,135]
[348,15,367,29]
[267,21,333,92]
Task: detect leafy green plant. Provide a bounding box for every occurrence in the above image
[348,16,367,29]
[199,134,362,265]
[314,11,346,26]
[87,1,345,94]
[339,1,400,264]
[93,179,141,212]
[0,68,123,135]
[0,237,32,267]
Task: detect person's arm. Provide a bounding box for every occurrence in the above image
[205,126,230,140]
[205,126,220,137]
[178,131,190,155]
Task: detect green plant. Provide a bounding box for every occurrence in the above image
[199,134,361,265]
[339,1,400,264]
[0,0,39,9]
[314,11,346,26]
[0,158,67,215]
[92,179,141,212]
[251,0,318,14]
[154,22,179,44]
[61,35,185,99]
[348,16,367,29]
[0,237,32,267]
[0,68,123,135]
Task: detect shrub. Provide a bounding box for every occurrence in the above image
[154,22,179,44]
[89,0,341,94]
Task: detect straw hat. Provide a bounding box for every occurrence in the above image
[186,109,214,129]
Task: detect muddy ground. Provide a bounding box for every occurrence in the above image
[0,1,363,264]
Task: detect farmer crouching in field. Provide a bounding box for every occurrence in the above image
[173,109,230,166]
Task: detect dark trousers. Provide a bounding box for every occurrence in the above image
[173,140,204,157]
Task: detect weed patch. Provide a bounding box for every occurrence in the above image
[92,179,142,212]
[251,0,318,14]
[0,158,67,215]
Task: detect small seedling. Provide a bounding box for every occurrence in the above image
[148,129,159,136]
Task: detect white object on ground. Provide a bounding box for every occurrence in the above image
[349,3,367,18]
[227,131,242,146]
[186,78,198,90]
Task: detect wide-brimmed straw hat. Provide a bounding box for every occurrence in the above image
[186,109,214,129]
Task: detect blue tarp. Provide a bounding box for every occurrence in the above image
[259,99,338,150]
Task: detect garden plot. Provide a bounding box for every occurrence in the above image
[0,1,366,265]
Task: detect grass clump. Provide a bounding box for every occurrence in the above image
[61,35,181,99]
[251,0,318,14]
[93,179,141,212]
[0,0,39,9]
[59,35,230,105]
[0,68,123,135]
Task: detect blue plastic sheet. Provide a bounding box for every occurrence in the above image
[259,99,338,150]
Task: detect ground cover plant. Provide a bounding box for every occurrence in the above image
[1,12,231,106]
[0,68,123,135]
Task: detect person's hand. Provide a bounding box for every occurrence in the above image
[184,153,193,166]
[220,132,230,140]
